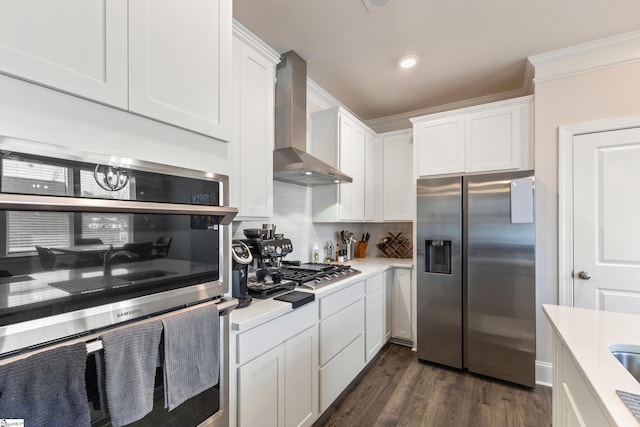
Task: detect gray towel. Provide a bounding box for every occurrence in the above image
[0,342,89,427]
[161,304,219,411]
[101,320,163,427]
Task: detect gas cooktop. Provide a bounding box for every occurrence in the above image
[279,263,361,290]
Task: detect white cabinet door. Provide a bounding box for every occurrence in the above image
[364,131,376,221]
[414,116,465,176]
[129,0,232,140]
[384,269,393,341]
[0,0,127,107]
[284,326,318,427]
[392,268,412,341]
[365,287,384,363]
[465,104,521,172]
[319,334,365,412]
[383,131,413,221]
[232,34,276,218]
[339,115,366,221]
[311,108,372,223]
[238,344,285,427]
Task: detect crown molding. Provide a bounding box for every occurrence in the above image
[232,20,281,64]
[528,29,640,83]
[366,86,531,133]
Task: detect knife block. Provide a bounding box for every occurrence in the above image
[355,242,368,258]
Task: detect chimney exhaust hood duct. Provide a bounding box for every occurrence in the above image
[273,51,352,186]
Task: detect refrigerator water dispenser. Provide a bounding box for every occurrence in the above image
[425,240,451,274]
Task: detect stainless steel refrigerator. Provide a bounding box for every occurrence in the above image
[416,170,536,388]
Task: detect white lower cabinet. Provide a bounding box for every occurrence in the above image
[238,344,284,427]
[365,273,385,362]
[318,281,365,412]
[233,269,401,426]
[392,268,412,341]
[384,269,394,341]
[236,304,318,427]
[552,331,611,427]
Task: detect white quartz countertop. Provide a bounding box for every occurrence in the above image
[543,304,640,426]
[230,257,412,332]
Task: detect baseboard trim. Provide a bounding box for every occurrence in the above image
[536,360,553,387]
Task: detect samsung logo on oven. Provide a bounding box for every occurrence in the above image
[117,309,142,318]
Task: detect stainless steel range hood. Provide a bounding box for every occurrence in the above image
[273,51,352,186]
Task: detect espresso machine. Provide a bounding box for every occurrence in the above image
[241,226,296,298]
[231,240,253,308]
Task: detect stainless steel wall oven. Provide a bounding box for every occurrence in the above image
[0,136,238,426]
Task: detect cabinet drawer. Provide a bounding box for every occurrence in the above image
[319,334,365,412]
[365,273,383,295]
[319,280,364,319]
[237,303,316,365]
[319,299,364,365]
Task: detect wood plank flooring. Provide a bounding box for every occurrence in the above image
[314,343,552,427]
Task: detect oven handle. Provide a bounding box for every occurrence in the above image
[0,193,238,225]
[83,297,238,354]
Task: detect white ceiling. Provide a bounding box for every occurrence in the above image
[233,0,640,122]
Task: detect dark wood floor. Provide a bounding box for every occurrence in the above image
[314,343,552,427]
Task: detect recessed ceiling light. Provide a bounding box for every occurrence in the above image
[398,55,419,69]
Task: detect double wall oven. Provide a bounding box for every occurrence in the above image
[0,136,238,426]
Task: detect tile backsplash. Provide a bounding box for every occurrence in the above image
[232,181,413,262]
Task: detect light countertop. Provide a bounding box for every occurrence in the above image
[543,304,640,426]
[230,257,412,332]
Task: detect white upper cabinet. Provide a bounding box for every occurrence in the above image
[129,0,232,140]
[0,0,232,141]
[311,107,371,222]
[381,130,413,221]
[231,23,279,219]
[413,116,465,176]
[411,96,533,177]
[338,114,366,221]
[0,0,128,107]
[364,130,377,221]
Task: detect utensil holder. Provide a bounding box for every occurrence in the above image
[355,242,368,258]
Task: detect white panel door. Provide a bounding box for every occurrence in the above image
[573,127,640,313]
[233,37,274,218]
[338,116,365,221]
[392,268,412,340]
[284,327,318,427]
[464,104,521,172]
[238,345,285,427]
[365,287,383,362]
[383,133,413,221]
[128,0,232,140]
[414,116,465,176]
[364,131,376,221]
[0,0,127,107]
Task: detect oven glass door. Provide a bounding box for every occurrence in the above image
[0,150,221,330]
[86,353,220,427]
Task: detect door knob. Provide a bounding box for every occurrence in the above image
[577,271,591,280]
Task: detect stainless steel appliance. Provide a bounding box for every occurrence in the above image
[0,136,238,426]
[241,229,297,298]
[273,51,352,186]
[231,240,253,308]
[416,170,535,387]
[279,263,361,290]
